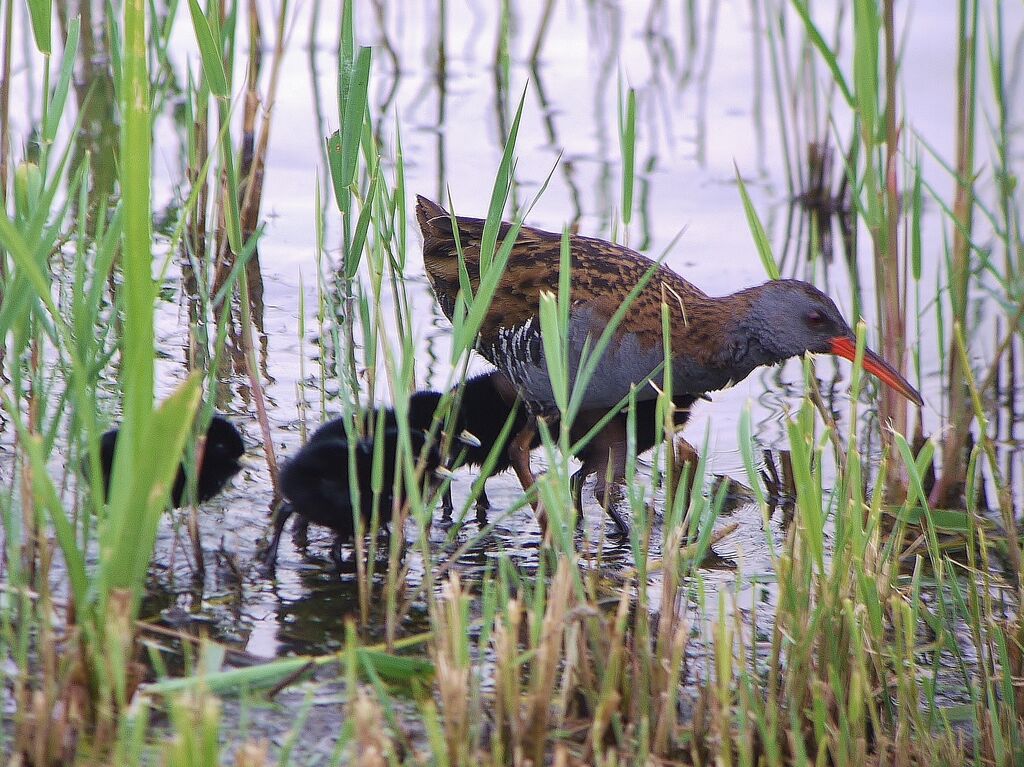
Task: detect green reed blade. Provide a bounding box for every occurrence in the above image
[25,0,51,54]
[791,0,854,106]
[538,292,567,413]
[117,0,154,409]
[330,47,372,223]
[479,85,527,275]
[346,162,380,279]
[42,18,79,144]
[145,657,315,697]
[98,375,202,603]
[618,83,636,226]
[186,0,228,97]
[734,162,779,280]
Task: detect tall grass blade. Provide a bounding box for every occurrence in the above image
[734,162,780,280]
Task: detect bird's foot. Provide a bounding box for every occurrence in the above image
[471,488,492,525]
[291,515,309,548]
[605,506,631,539]
[475,505,489,526]
[596,485,631,539]
[330,538,352,572]
[259,502,295,574]
[475,488,491,512]
[440,487,455,521]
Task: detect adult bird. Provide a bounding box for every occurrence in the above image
[96,414,245,508]
[416,195,923,531]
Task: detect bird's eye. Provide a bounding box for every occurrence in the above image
[806,310,825,326]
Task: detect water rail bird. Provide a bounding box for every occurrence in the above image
[416,195,923,531]
[96,415,245,508]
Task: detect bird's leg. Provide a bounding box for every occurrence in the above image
[291,514,309,548]
[441,486,454,520]
[474,482,491,525]
[670,437,700,503]
[588,418,631,538]
[508,417,539,492]
[569,466,588,528]
[261,502,295,570]
[508,415,544,530]
[568,408,606,528]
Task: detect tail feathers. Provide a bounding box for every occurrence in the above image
[416,194,514,254]
[415,195,453,238]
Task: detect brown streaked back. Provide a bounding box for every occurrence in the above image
[415,195,721,367]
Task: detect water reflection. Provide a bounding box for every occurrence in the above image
[60,3,118,220]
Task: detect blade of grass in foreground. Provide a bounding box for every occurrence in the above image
[99,0,156,613]
[734,161,780,280]
[25,0,51,55]
[618,82,636,227]
[142,645,434,697]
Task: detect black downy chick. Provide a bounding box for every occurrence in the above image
[263,422,449,569]
[402,371,536,514]
[96,415,245,507]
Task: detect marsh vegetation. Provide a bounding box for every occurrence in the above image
[0,0,1022,764]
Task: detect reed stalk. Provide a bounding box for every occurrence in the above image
[930,0,980,507]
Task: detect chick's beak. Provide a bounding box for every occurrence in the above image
[433,466,456,481]
[456,429,482,448]
[828,336,924,407]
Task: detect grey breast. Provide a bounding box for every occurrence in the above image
[487,304,744,411]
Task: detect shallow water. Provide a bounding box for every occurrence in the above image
[154,0,1018,658]
[3,0,1022,741]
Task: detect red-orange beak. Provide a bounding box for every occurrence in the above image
[828,336,923,407]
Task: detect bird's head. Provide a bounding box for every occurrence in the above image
[204,415,246,474]
[371,427,442,469]
[745,280,923,406]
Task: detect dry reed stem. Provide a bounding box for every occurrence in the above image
[435,573,470,764]
[524,558,574,763]
[878,0,911,503]
[353,689,391,767]
[932,0,979,508]
[584,582,630,762]
[233,739,270,767]
[494,598,523,758]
